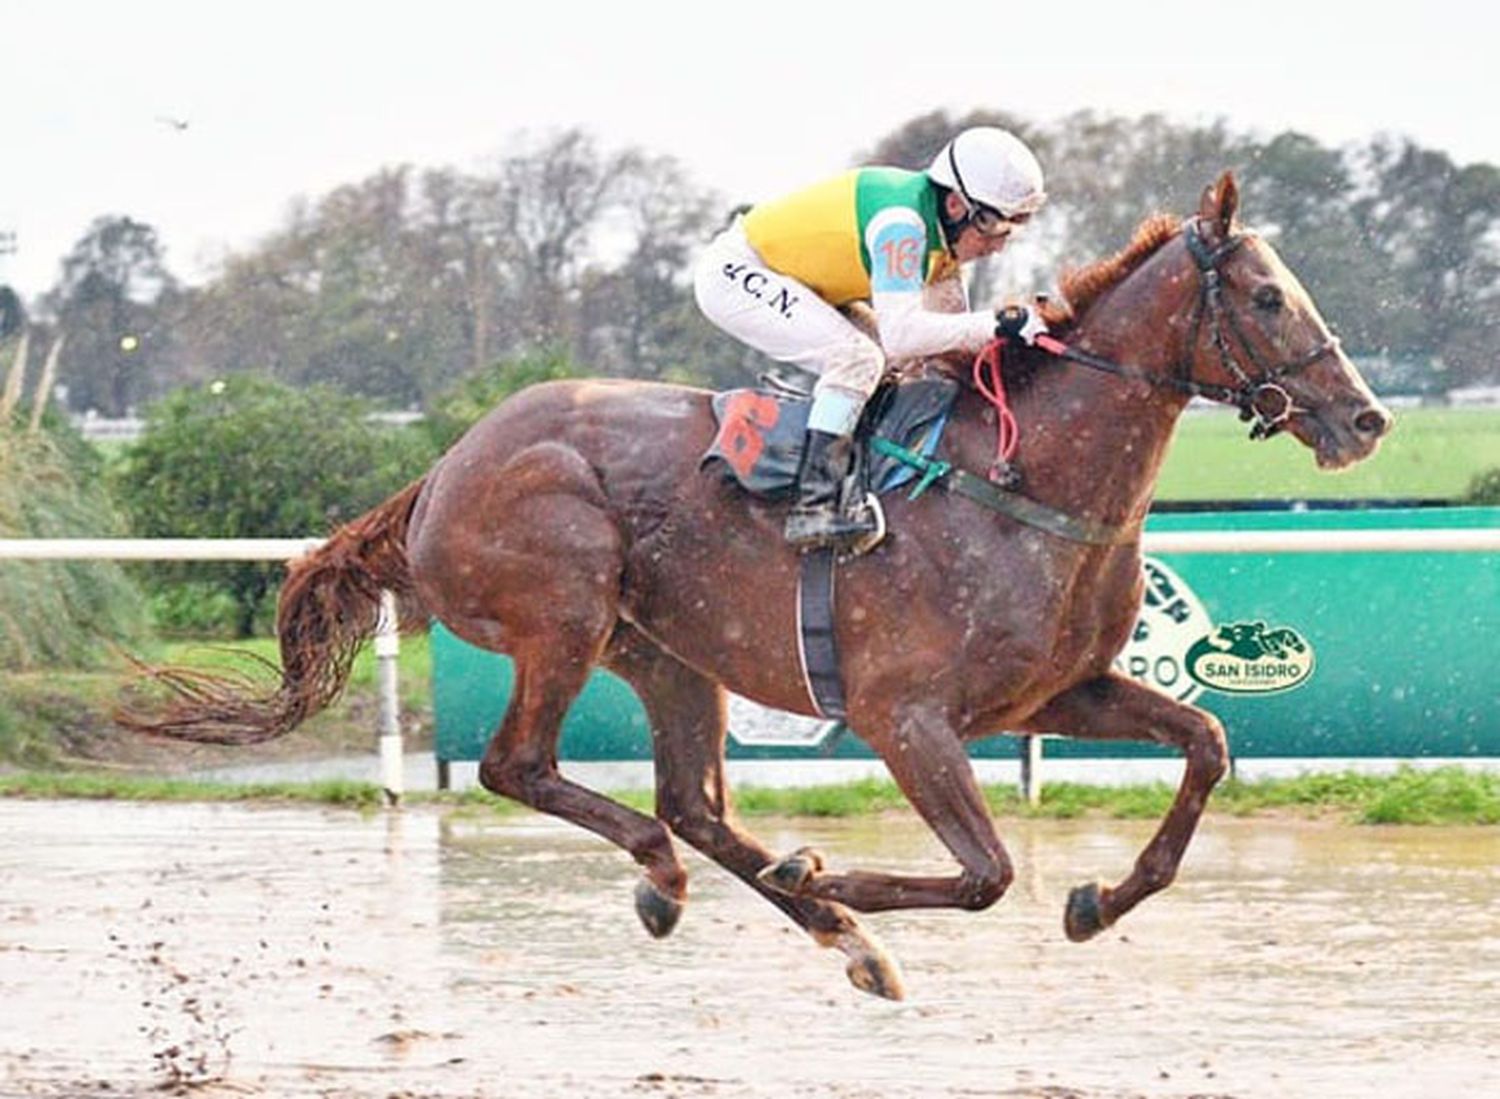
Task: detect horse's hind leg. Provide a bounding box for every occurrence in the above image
[603,625,904,1000]
[1020,672,1229,941]
[417,442,687,913]
[477,642,687,914]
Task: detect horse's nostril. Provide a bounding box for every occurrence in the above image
[1354,407,1392,437]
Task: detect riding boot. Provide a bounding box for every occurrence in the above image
[784,429,878,550]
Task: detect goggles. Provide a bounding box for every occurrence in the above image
[967,203,1032,238]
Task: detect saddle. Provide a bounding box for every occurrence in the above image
[701,376,960,502]
[701,375,960,722]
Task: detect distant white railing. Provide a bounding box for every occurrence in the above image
[0,538,325,560]
[1142,528,1500,553]
[4,528,1499,563]
[3,526,1497,806]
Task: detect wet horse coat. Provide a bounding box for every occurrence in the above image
[127,175,1392,998]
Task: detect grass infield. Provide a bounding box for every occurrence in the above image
[1156,406,1499,501]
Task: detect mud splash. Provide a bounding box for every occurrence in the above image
[1,801,1495,1097]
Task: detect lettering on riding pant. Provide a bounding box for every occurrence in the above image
[721,262,799,319]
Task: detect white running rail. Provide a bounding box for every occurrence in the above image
[0,537,405,805]
[3,526,1496,806]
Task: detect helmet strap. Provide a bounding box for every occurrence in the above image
[934,185,967,251]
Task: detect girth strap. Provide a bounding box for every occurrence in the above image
[796,547,847,720]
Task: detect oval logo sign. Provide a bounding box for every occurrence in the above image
[1112,558,1212,703]
[1185,621,1316,694]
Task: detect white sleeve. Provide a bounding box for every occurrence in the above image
[864,207,994,360]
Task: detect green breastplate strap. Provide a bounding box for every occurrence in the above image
[869,437,1141,547]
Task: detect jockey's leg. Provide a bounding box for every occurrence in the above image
[693,222,884,550]
[785,363,886,551]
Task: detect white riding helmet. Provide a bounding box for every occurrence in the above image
[926,127,1047,219]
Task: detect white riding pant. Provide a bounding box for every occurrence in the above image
[694,221,883,436]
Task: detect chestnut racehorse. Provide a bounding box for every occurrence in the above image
[127,174,1391,998]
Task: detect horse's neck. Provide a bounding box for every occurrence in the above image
[951,299,1191,532]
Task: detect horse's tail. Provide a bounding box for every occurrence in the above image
[117,478,429,746]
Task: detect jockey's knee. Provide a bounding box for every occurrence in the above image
[814,333,885,401]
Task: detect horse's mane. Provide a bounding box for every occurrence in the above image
[1038,214,1183,332]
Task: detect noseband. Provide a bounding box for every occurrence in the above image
[1034,217,1341,440]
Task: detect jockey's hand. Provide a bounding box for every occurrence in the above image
[995,304,1048,346]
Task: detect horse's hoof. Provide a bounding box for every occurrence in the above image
[756,847,824,896]
[634,877,684,939]
[1064,881,1111,942]
[845,951,906,1001]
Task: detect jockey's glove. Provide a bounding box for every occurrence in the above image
[995,304,1048,346]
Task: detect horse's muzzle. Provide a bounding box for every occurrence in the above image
[1295,397,1394,470]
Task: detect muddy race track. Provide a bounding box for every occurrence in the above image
[1,800,1496,1099]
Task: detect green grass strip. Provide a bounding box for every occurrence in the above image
[0,771,387,808]
[2,766,1496,825]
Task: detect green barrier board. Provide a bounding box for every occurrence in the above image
[433,507,1499,764]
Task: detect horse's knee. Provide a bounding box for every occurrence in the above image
[661,811,712,850]
[1192,714,1230,787]
[661,808,732,854]
[478,754,547,802]
[1134,851,1179,894]
[958,855,1014,911]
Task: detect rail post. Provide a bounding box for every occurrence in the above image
[1020,734,1044,805]
[376,590,404,806]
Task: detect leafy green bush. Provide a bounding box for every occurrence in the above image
[423,348,577,452]
[114,376,437,636]
[0,430,152,669]
[1464,466,1500,504]
[144,580,243,637]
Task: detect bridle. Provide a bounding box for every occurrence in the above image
[1033,216,1342,440]
[900,215,1348,544]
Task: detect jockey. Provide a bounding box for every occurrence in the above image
[694,126,1050,550]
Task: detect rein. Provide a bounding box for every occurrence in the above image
[1034,217,1341,440]
[971,340,1021,483]
[867,217,1340,549]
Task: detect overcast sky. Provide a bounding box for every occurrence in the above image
[1,0,1493,299]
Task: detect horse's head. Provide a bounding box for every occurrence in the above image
[1182,172,1393,469]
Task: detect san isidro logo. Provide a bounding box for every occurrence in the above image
[1115,558,1316,700]
[1184,620,1316,695]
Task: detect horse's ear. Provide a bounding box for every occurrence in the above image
[1197,171,1239,235]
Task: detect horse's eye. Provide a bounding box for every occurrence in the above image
[1252,284,1284,311]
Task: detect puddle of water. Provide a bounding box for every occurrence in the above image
[1,801,1496,1098]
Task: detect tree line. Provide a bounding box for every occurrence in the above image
[8,109,1500,418]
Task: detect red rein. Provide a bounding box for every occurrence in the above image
[972,338,1019,480]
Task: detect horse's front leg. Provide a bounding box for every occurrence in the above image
[761,706,1014,913]
[1020,672,1229,941]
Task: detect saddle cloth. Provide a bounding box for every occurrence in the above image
[702,378,959,498]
